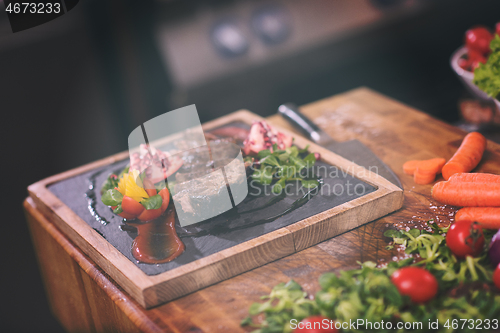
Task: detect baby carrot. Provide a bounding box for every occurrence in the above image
[455,207,500,229]
[432,181,500,206]
[442,132,486,180]
[448,172,500,183]
[414,170,436,184]
[403,160,421,175]
[403,158,446,184]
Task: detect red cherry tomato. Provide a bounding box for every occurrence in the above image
[494,264,500,289]
[121,196,146,215]
[446,220,484,259]
[159,188,170,212]
[293,316,337,333]
[496,22,500,36]
[111,206,136,220]
[143,179,158,198]
[118,211,136,219]
[465,26,493,54]
[391,267,438,303]
[468,49,485,61]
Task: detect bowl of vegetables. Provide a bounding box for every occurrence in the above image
[451,24,500,110]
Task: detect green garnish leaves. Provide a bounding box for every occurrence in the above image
[100,165,130,194]
[101,175,119,193]
[303,153,316,167]
[240,317,253,327]
[141,194,162,210]
[272,178,286,194]
[101,189,123,206]
[278,153,290,163]
[301,179,319,189]
[249,145,320,195]
[252,165,274,185]
[298,145,310,154]
[473,34,500,99]
[261,155,280,167]
[278,165,296,179]
[257,149,272,159]
[288,155,306,171]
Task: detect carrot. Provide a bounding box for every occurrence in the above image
[455,207,500,229]
[442,132,486,180]
[403,158,446,184]
[432,181,500,206]
[448,172,500,183]
[414,169,436,184]
[403,160,421,175]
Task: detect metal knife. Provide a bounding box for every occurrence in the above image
[278,103,402,188]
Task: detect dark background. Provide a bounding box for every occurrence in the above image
[1,0,499,332]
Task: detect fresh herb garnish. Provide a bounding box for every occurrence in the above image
[101,165,130,194]
[101,175,119,194]
[113,204,123,214]
[473,34,500,99]
[250,146,319,194]
[101,188,123,206]
[243,220,500,333]
[140,194,162,210]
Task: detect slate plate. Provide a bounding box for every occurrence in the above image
[49,156,376,276]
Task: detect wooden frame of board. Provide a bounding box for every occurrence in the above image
[28,110,404,309]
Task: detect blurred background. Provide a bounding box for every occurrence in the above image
[1,0,499,331]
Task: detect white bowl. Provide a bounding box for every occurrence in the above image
[450,46,500,111]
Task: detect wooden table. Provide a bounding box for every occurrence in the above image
[24,88,500,333]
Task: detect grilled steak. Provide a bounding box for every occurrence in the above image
[172,139,247,225]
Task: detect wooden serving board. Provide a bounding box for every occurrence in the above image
[28,110,403,309]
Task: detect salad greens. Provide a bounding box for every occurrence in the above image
[101,188,123,207]
[473,34,500,99]
[242,221,500,333]
[247,144,319,194]
[101,165,130,193]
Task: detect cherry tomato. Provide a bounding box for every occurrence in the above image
[494,264,500,289]
[143,179,158,198]
[111,206,136,220]
[446,220,484,259]
[465,26,493,54]
[121,195,146,215]
[496,22,500,36]
[293,316,337,333]
[391,267,438,303]
[468,49,486,61]
[137,207,162,221]
[159,188,170,211]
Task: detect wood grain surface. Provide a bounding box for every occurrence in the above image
[25,87,500,332]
